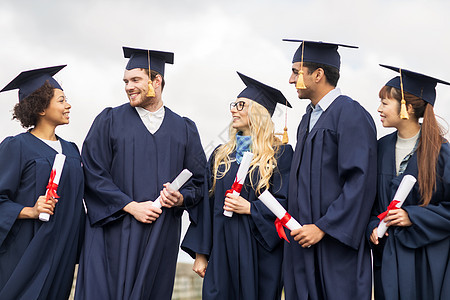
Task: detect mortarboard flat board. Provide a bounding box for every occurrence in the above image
[236,72,291,116]
[283,39,358,70]
[380,64,450,106]
[123,46,174,77]
[0,65,66,102]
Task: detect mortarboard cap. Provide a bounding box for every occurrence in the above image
[283,39,358,70]
[236,72,291,117]
[123,46,174,77]
[381,64,450,106]
[0,65,66,102]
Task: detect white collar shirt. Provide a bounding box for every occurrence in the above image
[135,105,165,134]
[308,87,341,131]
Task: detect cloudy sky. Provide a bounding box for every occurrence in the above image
[1,0,450,262]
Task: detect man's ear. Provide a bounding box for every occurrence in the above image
[314,68,325,83]
[153,74,163,88]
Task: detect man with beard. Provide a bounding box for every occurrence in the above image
[282,40,377,300]
[75,47,206,300]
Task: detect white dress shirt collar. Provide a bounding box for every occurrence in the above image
[135,105,165,134]
[310,87,341,111]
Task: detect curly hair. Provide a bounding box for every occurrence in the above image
[12,81,55,128]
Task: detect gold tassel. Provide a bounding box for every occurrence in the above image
[282,127,289,144]
[399,68,408,119]
[146,81,155,97]
[400,99,409,119]
[146,49,155,97]
[296,41,307,89]
[275,127,289,144]
[296,70,307,89]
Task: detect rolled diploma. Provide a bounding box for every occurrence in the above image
[258,190,302,230]
[39,153,66,222]
[152,169,193,208]
[377,174,417,238]
[224,151,254,217]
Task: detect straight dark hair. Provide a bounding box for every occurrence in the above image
[304,62,340,87]
[379,85,445,206]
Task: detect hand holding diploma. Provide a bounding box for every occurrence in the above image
[224,152,253,217]
[123,201,162,224]
[153,169,193,209]
[382,208,413,227]
[376,174,417,238]
[224,193,251,215]
[18,195,57,219]
[35,195,57,216]
[39,153,65,222]
[258,190,302,242]
[291,225,325,248]
[160,183,184,208]
[124,169,192,223]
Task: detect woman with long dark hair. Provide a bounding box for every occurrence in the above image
[0,66,85,299]
[367,65,450,300]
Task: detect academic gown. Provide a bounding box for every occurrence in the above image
[0,132,85,300]
[367,132,450,300]
[75,104,206,300]
[181,144,293,300]
[284,95,377,300]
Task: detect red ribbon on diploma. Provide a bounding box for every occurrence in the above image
[225,175,243,196]
[46,169,59,202]
[275,212,291,243]
[377,200,400,221]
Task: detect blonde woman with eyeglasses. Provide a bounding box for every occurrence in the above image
[182,72,293,300]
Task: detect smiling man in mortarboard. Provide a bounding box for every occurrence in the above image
[74,47,207,300]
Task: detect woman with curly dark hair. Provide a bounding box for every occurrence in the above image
[0,66,85,299]
[367,65,450,300]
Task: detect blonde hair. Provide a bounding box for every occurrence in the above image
[211,100,281,195]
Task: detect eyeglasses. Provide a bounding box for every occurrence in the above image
[230,101,246,111]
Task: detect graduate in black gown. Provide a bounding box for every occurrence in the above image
[282,40,377,300]
[74,47,206,300]
[0,66,85,299]
[367,65,450,300]
[181,72,293,300]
